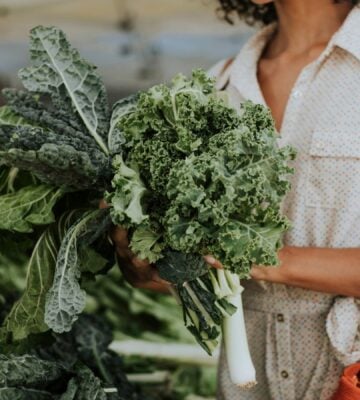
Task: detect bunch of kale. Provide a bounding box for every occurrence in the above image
[0,25,294,359]
[107,71,295,352]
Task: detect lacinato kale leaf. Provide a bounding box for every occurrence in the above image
[45,209,112,333]
[157,251,208,285]
[19,26,110,154]
[0,315,146,400]
[0,354,64,388]
[0,26,113,190]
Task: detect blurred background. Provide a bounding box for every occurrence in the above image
[0,0,252,103]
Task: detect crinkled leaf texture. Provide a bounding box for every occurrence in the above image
[108,94,139,155]
[107,154,148,226]
[0,184,64,232]
[130,225,163,263]
[1,211,80,342]
[60,365,106,400]
[0,354,64,388]
[157,250,208,285]
[45,209,111,333]
[109,69,296,353]
[0,106,34,128]
[19,26,109,154]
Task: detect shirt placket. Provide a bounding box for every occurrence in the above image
[273,64,316,400]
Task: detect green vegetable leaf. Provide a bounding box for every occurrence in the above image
[0,106,33,127]
[0,354,64,388]
[157,251,208,285]
[130,225,163,263]
[107,155,148,226]
[45,209,111,333]
[0,184,64,232]
[108,94,138,155]
[60,365,107,400]
[1,212,80,342]
[19,26,109,154]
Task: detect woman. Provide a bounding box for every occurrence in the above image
[112,1,360,399]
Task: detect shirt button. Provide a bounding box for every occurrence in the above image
[292,90,302,99]
[277,314,285,322]
[281,370,289,379]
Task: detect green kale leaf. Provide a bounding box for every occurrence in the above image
[1,212,81,342]
[0,184,64,232]
[19,26,109,154]
[45,209,112,333]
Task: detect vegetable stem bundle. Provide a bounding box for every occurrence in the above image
[0,26,295,389]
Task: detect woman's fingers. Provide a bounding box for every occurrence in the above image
[111,224,170,292]
[99,199,109,209]
[203,255,224,269]
[111,226,129,248]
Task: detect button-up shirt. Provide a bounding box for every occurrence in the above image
[209,6,360,400]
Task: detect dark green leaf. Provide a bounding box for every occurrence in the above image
[157,251,208,285]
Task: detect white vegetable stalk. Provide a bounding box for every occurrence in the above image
[222,272,257,388]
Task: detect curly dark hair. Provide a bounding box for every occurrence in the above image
[217,0,360,25]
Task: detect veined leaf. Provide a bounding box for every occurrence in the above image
[1,212,79,342]
[19,26,110,155]
[45,209,111,333]
[0,184,64,232]
[108,94,138,154]
[0,354,64,388]
[0,106,34,127]
[130,225,163,263]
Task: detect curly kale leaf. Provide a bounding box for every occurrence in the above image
[45,209,112,333]
[130,225,163,263]
[107,155,148,227]
[0,184,64,232]
[19,26,109,154]
[108,94,139,155]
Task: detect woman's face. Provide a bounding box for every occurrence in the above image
[251,0,274,4]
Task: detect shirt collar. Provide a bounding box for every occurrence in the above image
[333,6,360,62]
[229,6,360,104]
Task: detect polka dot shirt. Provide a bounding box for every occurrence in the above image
[208,6,360,400]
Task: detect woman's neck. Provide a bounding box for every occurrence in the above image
[267,0,353,58]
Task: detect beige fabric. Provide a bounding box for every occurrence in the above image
[209,6,360,400]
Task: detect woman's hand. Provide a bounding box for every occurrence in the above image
[205,247,360,297]
[204,248,292,284]
[99,199,170,293]
[111,226,171,293]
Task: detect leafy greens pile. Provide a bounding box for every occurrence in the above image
[106,69,295,354]
[0,313,147,400]
[0,25,295,389]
